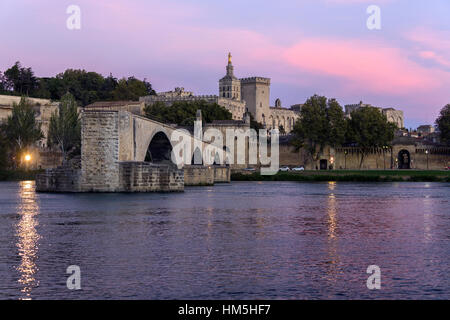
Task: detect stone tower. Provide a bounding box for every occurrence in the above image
[240,77,271,126]
[219,53,241,100]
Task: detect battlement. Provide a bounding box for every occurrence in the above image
[240,77,271,85]
[140,95,219,103]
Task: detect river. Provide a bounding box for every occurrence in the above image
[0,180,449,299]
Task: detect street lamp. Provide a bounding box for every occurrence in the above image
[425,150,429,170]
[24,153,32,170]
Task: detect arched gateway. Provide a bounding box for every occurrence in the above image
[398,149,411,169]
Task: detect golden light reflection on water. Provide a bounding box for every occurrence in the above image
[16,181,40,299]
[327,195,337,240]
[324,181,341,284]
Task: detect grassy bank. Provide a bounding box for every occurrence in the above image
[0,169,44,181]
[231,170,450,182]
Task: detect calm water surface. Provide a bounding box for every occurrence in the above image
[0,180,449,299]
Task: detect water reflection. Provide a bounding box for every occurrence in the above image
[423,194,433,243]
[0,180,448,299]
[327,182,337,240]
[15,181,40,299]
[324,181,341,284]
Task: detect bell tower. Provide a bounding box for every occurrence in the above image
[219,52,241,100]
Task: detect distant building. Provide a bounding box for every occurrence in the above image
[344,101,404,129]
[417,125,435,136]
[289,104,304,112]
[0,94,59,148]
[141,53,300,132]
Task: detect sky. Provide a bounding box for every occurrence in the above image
[1,0,449,128]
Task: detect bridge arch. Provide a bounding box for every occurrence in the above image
[145,131,173,164]
[191,147,203,165]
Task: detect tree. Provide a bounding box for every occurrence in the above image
[0,71,9,92]
[436,104,450,146]
[1,62,157,106]
[112,77,151,101]
[47,93,81,160]
[4,97,43,165]
[100,74,119,100]
[142,78,156,96]
[346,106,397,168]
[143,100,232,126]
[3,61,39,95]
[249,113,264,131]
[0,127,10,170]
[291,95,346,163]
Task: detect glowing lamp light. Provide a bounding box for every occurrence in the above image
[330,156,334,164]
[24,154,31,162]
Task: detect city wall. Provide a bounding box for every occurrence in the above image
[277,144,450,170]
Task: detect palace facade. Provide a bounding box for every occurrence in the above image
[140,53,300,133]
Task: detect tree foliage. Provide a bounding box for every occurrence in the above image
[0,127,10,170]
[143,100,232,126]
[4,97,43,160]
[435,104,450,146]
[47,93,81,160]
[346,106,397,167]
[2,62,39,95]
[0,62,156,106]
[248,113,264,131]
[291,95,346,161]
[112,77,151,101]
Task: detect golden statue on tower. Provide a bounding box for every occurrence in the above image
[228,52,232,64]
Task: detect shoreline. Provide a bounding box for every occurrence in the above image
[0,169,44,182]
[231,170,450,182]
[2,169,450,183]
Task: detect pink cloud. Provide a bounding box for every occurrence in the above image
[282,38,442,94]
[419,51,450,68]
[406,28,450,70]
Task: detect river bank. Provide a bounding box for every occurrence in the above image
[2,169,450,183]
[0,169,43,181]
[231,170,450,182]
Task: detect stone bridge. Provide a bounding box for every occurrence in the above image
[36,109,230,192]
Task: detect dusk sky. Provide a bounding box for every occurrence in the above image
[1,0,449,128]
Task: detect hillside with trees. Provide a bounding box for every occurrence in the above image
[0,61,156,106]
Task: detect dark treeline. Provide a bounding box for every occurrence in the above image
[144,101,232,126]
[0,61,156,106]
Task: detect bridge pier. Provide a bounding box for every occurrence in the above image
[36,110,184,192]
